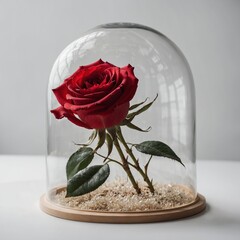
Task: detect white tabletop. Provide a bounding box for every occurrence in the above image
[0,155,239,240]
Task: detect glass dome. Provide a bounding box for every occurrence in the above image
[41,23,204,222]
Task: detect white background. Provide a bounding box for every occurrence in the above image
[0,0,239,160]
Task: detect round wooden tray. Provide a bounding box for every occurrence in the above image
[40,193,206,223]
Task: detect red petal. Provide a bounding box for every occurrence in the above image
[51,106,66,119]
[51,106,92,129]
[52,82,69,106]
[117,67,138,104]
[77,102,129,129]
[64,84,123,112]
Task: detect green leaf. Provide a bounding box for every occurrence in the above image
[135,141,184,166]
[66,164,110,197]
[129,97,148,111]
[122,119,151,132]
[66,147,94,180]
[126,94,158,121]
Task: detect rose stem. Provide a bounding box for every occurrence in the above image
[113,135,141,194]
[116,126,155,194]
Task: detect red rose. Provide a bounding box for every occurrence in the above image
[51,59,138,129]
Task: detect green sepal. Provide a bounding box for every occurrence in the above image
[74,130,97,146]
[135,140,184,166]
[105,133,113,158]
[66,147,94,180]
[66,164,110,197]
[129,97,148,111]
[107,128,117,141]
[121,119,151,132]
[126,94,158,121]
[95,129,106,151]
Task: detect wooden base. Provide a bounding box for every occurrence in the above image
[40,192,206,223]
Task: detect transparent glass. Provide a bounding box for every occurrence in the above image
[46,23,196,210]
